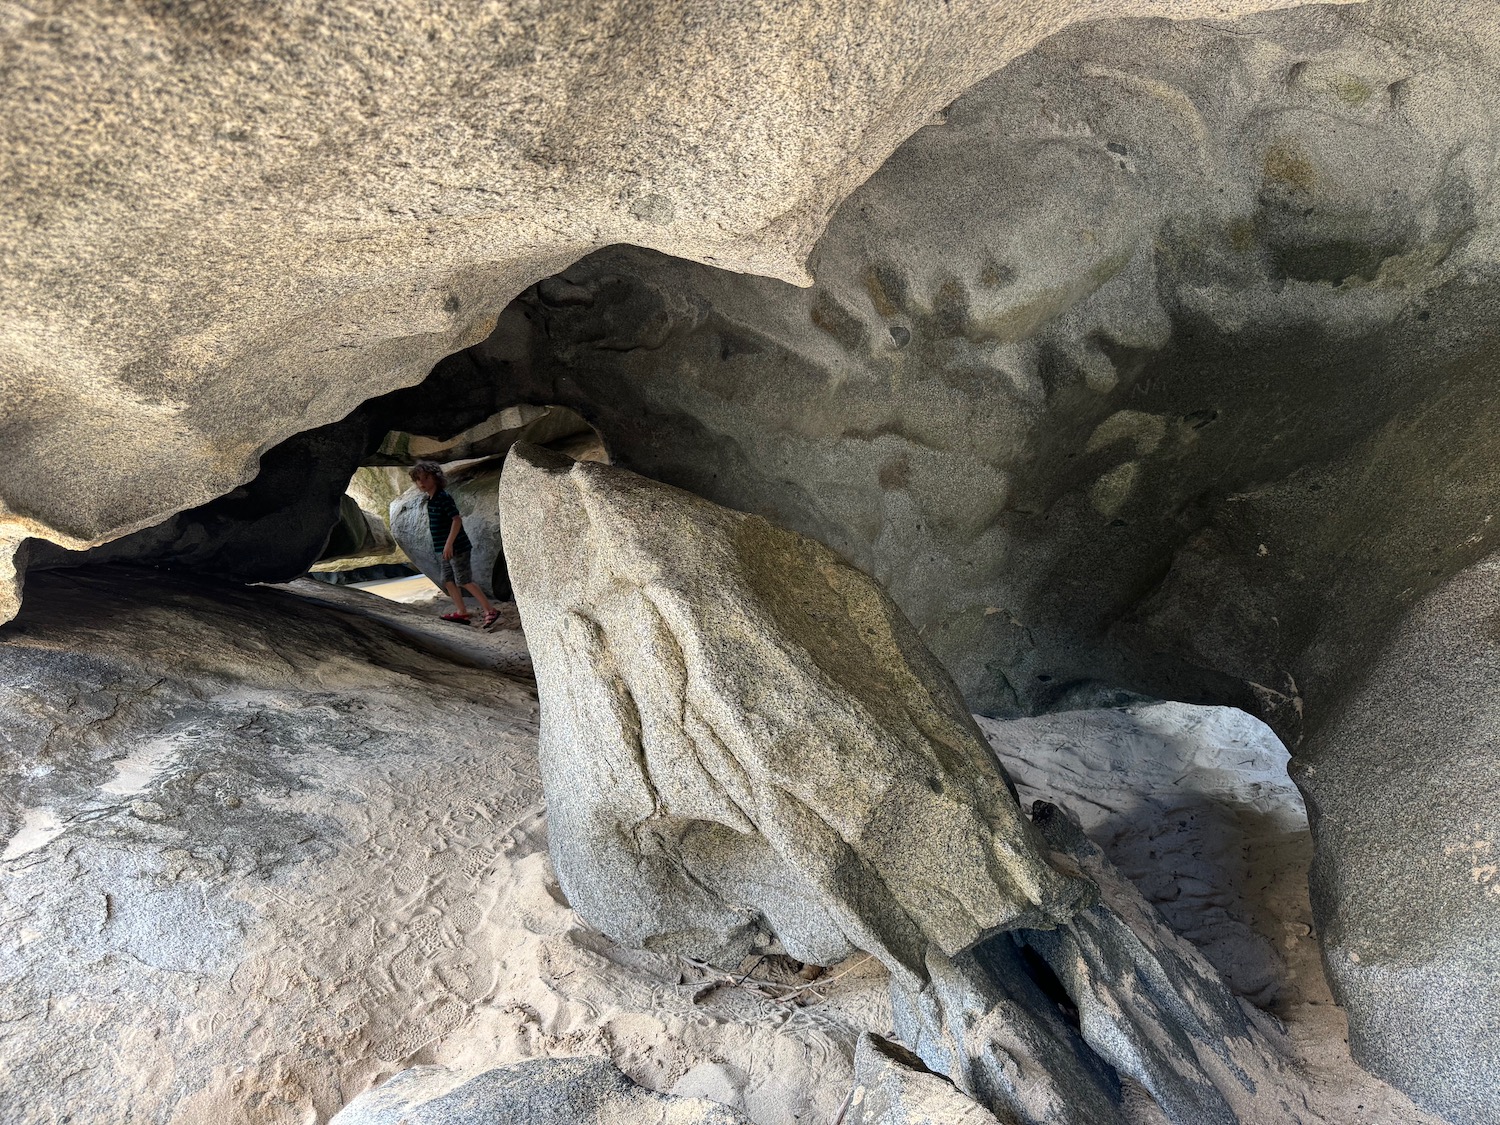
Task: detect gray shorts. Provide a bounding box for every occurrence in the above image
[438,549,473,587]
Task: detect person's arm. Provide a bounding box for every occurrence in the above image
[444,514,462,560]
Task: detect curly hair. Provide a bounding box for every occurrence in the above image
[409,459,447,489]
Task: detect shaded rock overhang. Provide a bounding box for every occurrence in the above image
[0,0,1332,591]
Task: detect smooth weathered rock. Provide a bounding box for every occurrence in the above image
[315,468,414,574]
[1018,804,1308,1125]
[392,461,511,599]
[978,704,1444,1125]
[1295,552,1500,1125]
[318,493,399,565]
[0,0,1311,615]
[847,1034,1006,1125]
[887,798,1330,1125]
[498,444,1090,981]
[330,1057,751,1125]
[4,1,1500,1114]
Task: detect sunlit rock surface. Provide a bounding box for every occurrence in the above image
[316,493,399,567]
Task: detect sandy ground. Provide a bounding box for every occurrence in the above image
[351,573,446,605]
[0,572,1446,1124]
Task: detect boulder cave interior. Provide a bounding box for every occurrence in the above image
[3,1,1500,1123]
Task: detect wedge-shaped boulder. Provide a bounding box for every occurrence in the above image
[498,444,1090,983]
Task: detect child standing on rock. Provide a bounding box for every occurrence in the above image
[409,460,500,629]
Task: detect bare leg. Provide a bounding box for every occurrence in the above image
[463,583,495,616]
[445,581,468,615]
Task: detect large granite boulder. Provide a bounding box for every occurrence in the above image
[1295,552,1500,1125]
[317,493,400,566]
[496,446,1378,1125]
[497,443,1091,981]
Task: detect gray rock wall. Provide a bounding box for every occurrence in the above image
[1297,552,1500,1125]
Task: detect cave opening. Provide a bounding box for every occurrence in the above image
[304,404,608,609]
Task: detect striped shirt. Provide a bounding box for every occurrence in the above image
[425,489,472,554]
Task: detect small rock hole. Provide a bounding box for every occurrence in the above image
[1017,943,1080,1031]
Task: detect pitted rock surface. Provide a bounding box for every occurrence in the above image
[491,5,1500,737]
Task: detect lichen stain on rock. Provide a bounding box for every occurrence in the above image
[1261,138,1319,196]
[1088,461,1141,518]
[1330,73,1375,108]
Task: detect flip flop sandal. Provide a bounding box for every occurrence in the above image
[482,609,501,630]
[440,612,472,625]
